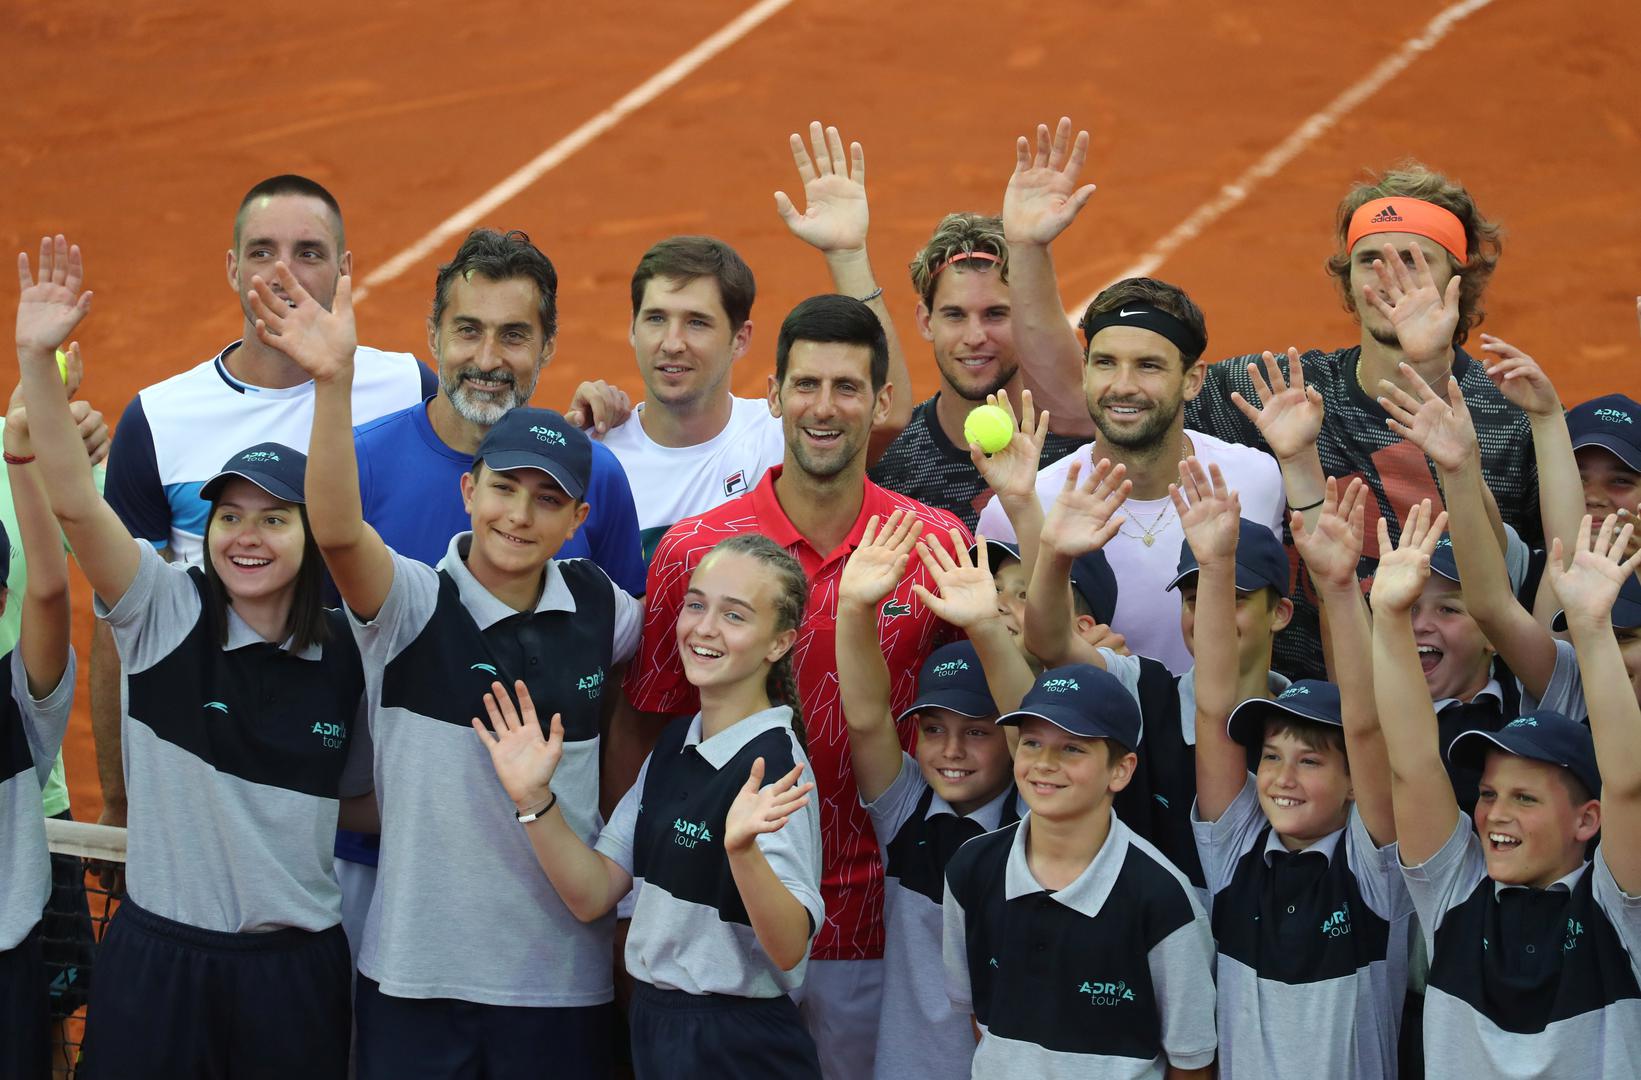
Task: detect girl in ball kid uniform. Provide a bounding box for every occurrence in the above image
[472,532,823,1079]
[19,238,368,1080]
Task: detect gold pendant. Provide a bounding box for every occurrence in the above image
[1142,534,1155,547]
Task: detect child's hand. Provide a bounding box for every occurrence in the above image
[1477,335,1560,419]
[724,757,814,855]
[247,262,358,383]
[1546,513,1641,627]
[968,387,1049,504]
[910,528,1002,629]
[1229,348,1323,463]
[1170,457,1240,566]
[1369,499,1449,614]
[1039,457,1130,558]
[840,510,922,611]
[1378,364,1478,473]
[1291,476,1367,593]
[470,680,561,813]
[15,236,93,360]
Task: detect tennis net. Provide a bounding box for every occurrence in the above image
[42,817,126,1080]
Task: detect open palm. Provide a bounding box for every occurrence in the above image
[1040,458,1130,558]
[1547,515,1641,624]
[1369,502,1447,613]
[16,235,93,355]
[1002,117,1096,246]
[1291,477,1367,592]
[1230,349,1322,461]
[1379,365,1476,472]
[1363,242,1460,363]
[774,123,868,254]
[911,529,1001,629]
[471,680,562,810]
[248,262,358,382]
[1172,458,1240,564]
[724,757,813,854]
[840,511,921,609]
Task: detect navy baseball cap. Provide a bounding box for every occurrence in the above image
[894,642,998,723]
[1566,394,1641,471]
[199,443,307,504]
[968,538,1022,574]
[1550,572,1641,633]
[1226,679,1342,751]
[1428,534,1461,584]
[1448,711,1600,799]
[1166,518,1290,598]
[1069,550,1119,626]
[997,664,1142,749]
[476,408,591,501]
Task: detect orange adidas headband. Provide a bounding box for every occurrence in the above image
[1346,197,1468,265]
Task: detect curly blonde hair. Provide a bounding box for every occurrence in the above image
[909,213,1010,309]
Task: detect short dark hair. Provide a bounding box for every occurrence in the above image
[774,295,889,390]
[234,175,344,251]
[630,236,755,329]
[1079,277,1208,365]
[1262,715,1349,769]
[432,229,559,339]
[202,502,329,653]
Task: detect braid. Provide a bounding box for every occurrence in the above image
[703,534,809,746]
[767,653,809,753]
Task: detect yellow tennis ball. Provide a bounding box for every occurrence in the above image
[964,404,1014,455]
[55,349,69,384]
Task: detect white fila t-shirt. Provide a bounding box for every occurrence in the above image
[597,396,785,560]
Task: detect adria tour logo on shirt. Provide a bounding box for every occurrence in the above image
[1321,900,1352,938]
[577,667,605,698]
[1077,979,1136,1006]
[1593,409,1632,426]
[1563,918,1585,953]
[311,721,347,750]
[672,818,714,850]
[529,426,567,446]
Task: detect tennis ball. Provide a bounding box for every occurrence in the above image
[54,349,69,384]
[964,404,1014,455]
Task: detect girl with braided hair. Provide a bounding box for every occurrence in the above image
[473,532,824,1078]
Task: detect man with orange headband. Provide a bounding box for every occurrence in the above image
[1187,163,1539,680]
[866,117,1097,527]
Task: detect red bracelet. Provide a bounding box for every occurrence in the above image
[2,451,35,465]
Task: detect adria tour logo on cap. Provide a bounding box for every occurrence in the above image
[932,660,971,678]
[1369,204,1403,225]
[1077,979,1136,1006]
[241,450,280,463]
[1041,677,1081,694]
[1593,408,1632,425]
[1507,717,1539,729]
[1280,686,1311,699]
[528,425,567,446]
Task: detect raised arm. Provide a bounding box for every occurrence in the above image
[4,383,70,695]
[14,237,141,607]
[775,122,911,458]
[912,528,1035,713]
[1370,501,1461,867]
[1228,348,1327,532]
[724,756,818,971]
[1000,117,1097,438]
[1025,458,1129,667]
[837,511,925,804]
[1546,515,1641,893]
[967,388,1049,578]
[1292,478,1394,843]
[1172,458,1246,823]
[245,262,395,620]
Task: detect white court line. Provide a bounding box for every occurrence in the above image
[354,0,796,304]
[1067,0,1495,320]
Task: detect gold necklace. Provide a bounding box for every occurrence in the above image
[1102,433,1191,547]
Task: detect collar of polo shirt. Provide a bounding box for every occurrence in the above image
[223,604,321,660]
[442,533,578,630]
[1261,822,1344,867]
[925,782,1017,832]
[681,705,797,770]
[1492,859,1589,899]
[1434,678,1505,714]
[1003,808,1134,918]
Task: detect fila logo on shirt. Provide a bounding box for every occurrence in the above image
[528,426,567,446]
[311,721,347,750]
[673,818,714,849]
[1077,979,1136,1006]
[577,667,605,698]
[1321,901,1353,938]
[723,470,748,497]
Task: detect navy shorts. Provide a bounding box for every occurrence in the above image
[78,899,351,1080]
[0,920,50,1080]
[355,975,613,1080]
[627,980,820,1080]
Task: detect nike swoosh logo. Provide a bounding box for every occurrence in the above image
[1118,309,1146,317]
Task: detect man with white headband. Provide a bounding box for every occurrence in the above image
[1187,163,1539,681]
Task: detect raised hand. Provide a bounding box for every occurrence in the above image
[840,510,923,610]
[774,122,869,255]
[1170,457,1241,565]
[910,528,1004,629]
[1039,458,1131,558]
[1002,117,1097,246]
[564,379,633,434]
[1546,514,1641,626]
[1378,362,1478,473]
[1476,335,1561,418]
[1291,476,1368,593]
[969,387,1050,501]
[16,235,93,357]
[246,261,357,382]
[1369,500,1449,614]
[470,680,562,812]
[1362,242,1460,364]
[1229,348,1323,462]
[724,757,815,854]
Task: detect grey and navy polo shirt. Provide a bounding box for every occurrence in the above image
[352,535,640,1007]
[866,754,1018,1080]
[943,809,1217,1079]
[1192,776,1412,1079]
[1523,639,1590,722]
[1,648,75,950]
[100,541,369,933]
[1402,816,1641,1079]
[595,705,822,998]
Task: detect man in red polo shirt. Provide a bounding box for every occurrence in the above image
[623,294,969,1078]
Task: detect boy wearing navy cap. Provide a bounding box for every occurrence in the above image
[1567,393,1640,531]
[1375,503,1641,1079]
[942,664,1217,1079]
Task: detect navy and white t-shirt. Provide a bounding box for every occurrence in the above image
[351,536,640,1007]
[943,810,1217,1079]
[1403,815,1641,1080]
[100,542,370,933]
[595,706,822,998]
[865,754,1017,1080]
[0,649,76,951]
[1193,776,1412,1079]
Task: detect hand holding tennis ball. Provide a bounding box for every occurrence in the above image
[964,404,1015,455]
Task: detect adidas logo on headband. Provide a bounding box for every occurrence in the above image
[1369,204,1403,225]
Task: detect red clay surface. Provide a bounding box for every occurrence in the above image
[5,0,1640,820]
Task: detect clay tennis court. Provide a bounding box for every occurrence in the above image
[4,0,1639,821]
